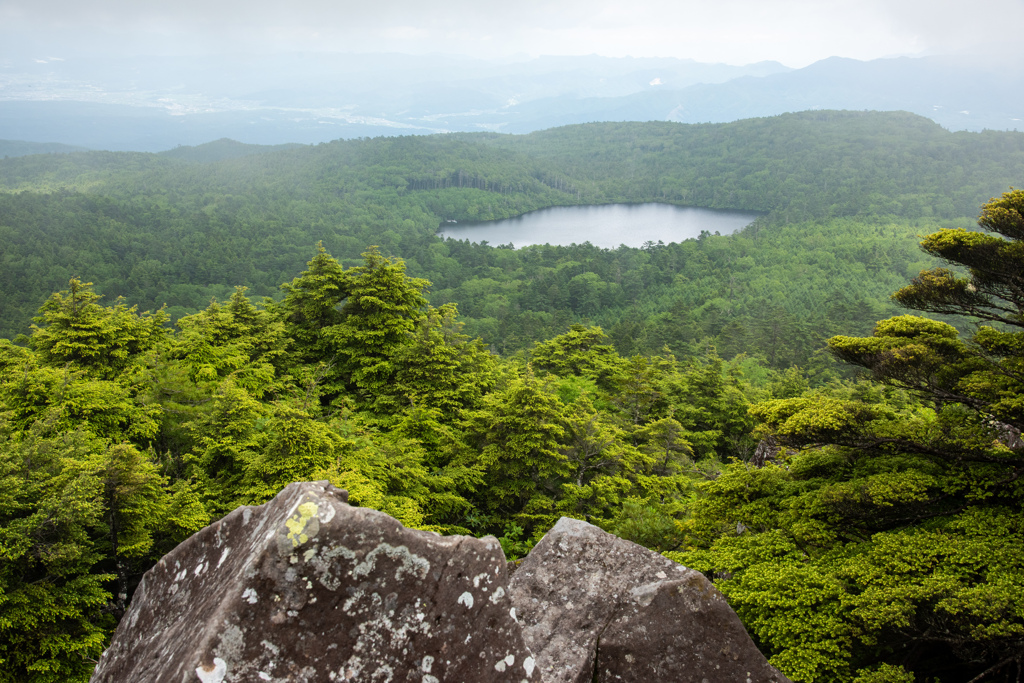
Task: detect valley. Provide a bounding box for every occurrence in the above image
[1,110,1023,682]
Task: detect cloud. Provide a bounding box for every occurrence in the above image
[0,0,1014,65]
[878,0,1024,63]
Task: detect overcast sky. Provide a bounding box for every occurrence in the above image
[1,0,1020,67]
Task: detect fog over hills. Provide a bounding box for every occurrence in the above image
[0,52,1019,152]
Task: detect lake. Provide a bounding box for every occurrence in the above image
[437,203,760,249]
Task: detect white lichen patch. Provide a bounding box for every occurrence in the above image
[217,548,231,569]
[311,545,358,591]
[318,504,336,525]
[472,573,489,588]
[195,658,227,683]
[489,586,506,604]
[495,660,507,672]
[523,656,536,678]
[352,543,430,582]
[421,655,434,673]
[214,624,245,667]
[509,607,517,622]
[242,588,258,604]
[457,592,474,609]
[504,654,515,666]
[342,588,365,613]
[629,582,660,607]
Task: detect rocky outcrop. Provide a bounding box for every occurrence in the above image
[510,517,790,683]
[91,481,533,683]
[92,482,790,683]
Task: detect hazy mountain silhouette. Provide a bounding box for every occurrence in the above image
[0,53,1018,151]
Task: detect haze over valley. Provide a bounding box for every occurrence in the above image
[1,52,1021,151]
[3,0,1023,151]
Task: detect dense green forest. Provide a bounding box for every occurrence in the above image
[1,113,1023,681]
[3,110,1024,367]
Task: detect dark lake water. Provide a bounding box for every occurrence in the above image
[437,203,760,249]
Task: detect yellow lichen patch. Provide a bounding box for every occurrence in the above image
[285,502,320,548]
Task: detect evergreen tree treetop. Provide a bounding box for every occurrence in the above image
[684,189,1024,681]
[29,279,168,379]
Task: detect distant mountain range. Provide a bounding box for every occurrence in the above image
[0,53,1019,152]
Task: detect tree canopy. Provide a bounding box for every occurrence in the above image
[1,117,1023,681]
[676,190,1024,682]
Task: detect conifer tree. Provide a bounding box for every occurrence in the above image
[463,369,570,532]
[327,247,429,413]
[30,279,167,380]
[390,303,498,419]
[681,190,1024,682]
[0,425,113,683]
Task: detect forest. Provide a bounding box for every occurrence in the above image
[1,111,1023,682]
[3,110,1024,363]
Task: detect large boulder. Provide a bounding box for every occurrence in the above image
[508,517,791,683]
[92,483,789,683]
[91,481,535,683]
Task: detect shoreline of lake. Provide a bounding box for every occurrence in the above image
[437,203,761,249]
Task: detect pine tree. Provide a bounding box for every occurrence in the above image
[682,191,1024,682]
[327,247,429,413]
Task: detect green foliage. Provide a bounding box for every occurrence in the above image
[30,279,167,379]
[0,288,192,679]
[3,177,1024,681]
[0,425,114,683]
[390,304,499,419]
[531,324,623,384]
[852,664,916,683]
[326,247,429,411]
[3,112,1021,368]
[605,497,687,553]
[464,369,570,529]
[678,191,1024,682]
[169,287,289,398]
[241,407,347,503]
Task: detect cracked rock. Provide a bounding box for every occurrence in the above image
[90,481,533,683]
[508,517,791,683]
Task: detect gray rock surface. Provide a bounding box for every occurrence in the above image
[508,517,791,683]
[91,481,534,683]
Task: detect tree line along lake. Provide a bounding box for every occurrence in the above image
[437,203,761,249]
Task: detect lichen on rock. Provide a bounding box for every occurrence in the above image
[90,481,532,683]
[91,483,788,683]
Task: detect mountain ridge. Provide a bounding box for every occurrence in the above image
[1,54,1018,151]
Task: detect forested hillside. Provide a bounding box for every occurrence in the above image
[1,113,1023,682]
[2,110,1023,368]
